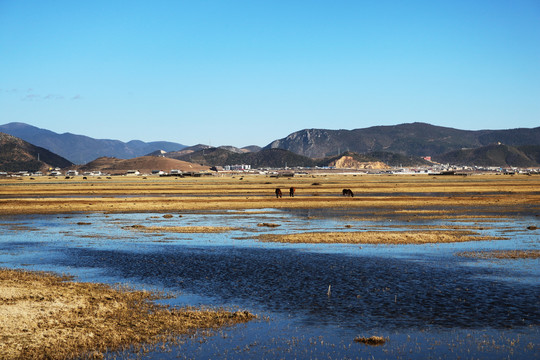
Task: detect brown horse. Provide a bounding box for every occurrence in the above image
[275,188,282,198]
[289,187,296,197]
[342,188,354,197]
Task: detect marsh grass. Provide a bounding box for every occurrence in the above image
[122,225,238,233]
[0,174,538,215]
[257,223,280,227]
[354,335,387,346]
[0,268,255,360]
[456,250,540,259]
[256,231,504,244]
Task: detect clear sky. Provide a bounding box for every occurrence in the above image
[1,1,539,147]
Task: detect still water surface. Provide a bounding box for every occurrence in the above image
[0,209,538,359]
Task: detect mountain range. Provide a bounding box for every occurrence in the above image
[1,122,540,170]
[165,147,432,168]
[266,122,540,158]
[0,122,187,164]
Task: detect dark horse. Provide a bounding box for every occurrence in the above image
[289,187,296,197]
[342,188,354,197]
[275,188,283,198]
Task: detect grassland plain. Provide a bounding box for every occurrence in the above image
[0,174,538,215]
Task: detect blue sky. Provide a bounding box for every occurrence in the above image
[1,1,539,147]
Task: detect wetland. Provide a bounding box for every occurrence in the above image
[0,174,538,359]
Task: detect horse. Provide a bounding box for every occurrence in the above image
[289,187,296,197]
[342,188,354,197]
[275,188,282,198]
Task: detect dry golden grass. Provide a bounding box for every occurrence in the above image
[354,335,387,345]
[456,250,540,259]
[256,230,503,244]
[0,174,538,215]
[0,268,255,360]
[122,225,238,233]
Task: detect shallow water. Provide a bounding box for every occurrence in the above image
[0,209,538,359]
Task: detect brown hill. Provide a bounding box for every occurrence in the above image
[0,132,73,172]
[78,156,210,174]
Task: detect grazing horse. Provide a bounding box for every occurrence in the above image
[275,188,283,198]
[342,188,354,197]
[289,187,296,197]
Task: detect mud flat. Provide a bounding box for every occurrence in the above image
[0,268,254,360]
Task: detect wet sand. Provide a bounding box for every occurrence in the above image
[0,174,538,215]
[0,268,254,360]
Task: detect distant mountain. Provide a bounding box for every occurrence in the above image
[265,123,540,158]
[165,146,431,169]
[167,147,317,168]
[0,132,73,172]
[242,145,262,153]
[163,144,212,159]
[434,144,540,167]
[217,145,247,154]
[0,122,187,164]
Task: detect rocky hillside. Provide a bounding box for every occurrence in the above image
[0,132,73,172]
[434,144,540,167]
[265,123,540,158]
[0,122,186,164]
[165,147,431,169]
[167,148,317,168]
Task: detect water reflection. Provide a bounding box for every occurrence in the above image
[57,245,539,331]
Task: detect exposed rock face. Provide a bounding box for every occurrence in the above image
[328,156,389,170]
[267,129,341,158]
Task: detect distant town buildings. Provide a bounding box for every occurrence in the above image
[223,164,251,171]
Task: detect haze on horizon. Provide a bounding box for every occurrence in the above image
[1,1,539,147]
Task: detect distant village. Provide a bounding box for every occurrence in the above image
[1,162,539,178]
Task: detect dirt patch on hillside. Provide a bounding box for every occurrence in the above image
[329,156,389,170]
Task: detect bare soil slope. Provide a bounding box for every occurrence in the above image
[78,156,210,174]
